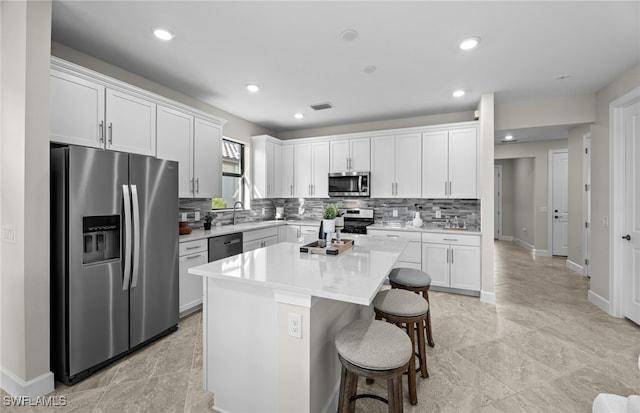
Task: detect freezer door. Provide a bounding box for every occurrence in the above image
[129,154,179,347]
[65,146,130,378]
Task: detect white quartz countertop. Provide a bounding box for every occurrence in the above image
[367,223,481,235]
[179,219,320,243]
[188,235,408,305]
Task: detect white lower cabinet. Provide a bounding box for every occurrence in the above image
[243,227,279,252]
[179,239,208,316]
[421,233,481,291]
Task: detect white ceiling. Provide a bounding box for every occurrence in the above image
[51,1,639,136]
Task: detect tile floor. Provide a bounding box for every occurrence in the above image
[3,240,639,412]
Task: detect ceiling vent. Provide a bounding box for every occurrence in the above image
[310,102,333,111]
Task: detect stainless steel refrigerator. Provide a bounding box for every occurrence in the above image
[51,145,179,385]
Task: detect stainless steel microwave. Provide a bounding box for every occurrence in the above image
[328,172,370,197]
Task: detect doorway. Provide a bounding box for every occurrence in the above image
[611,87,640,326]
[583,134,591,277]
[549,149,568,256]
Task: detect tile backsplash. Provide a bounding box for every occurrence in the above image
[180,197,480,231]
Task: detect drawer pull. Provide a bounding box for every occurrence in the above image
[186,254,203,260]
[185,246,201,250]
[443,238,458,241]
[386,235,400,238]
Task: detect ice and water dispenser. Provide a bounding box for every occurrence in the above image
[83,215,120,264]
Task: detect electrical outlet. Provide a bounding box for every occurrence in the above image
[435,210,442,219]
[1,225,16,243]
[262,208,266,216]
[181,213,187,221]
[194,212,200,221]
[288,313,302,338]
[392,209,398,217]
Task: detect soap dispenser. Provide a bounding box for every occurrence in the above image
[412,211,423,228]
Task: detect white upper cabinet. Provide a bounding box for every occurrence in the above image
[294,142,329,198]
[50,69,156,156]
[329,137,370,173]
[371,133,421,198]
[422,127,477,198]
[105,89,156,156]
[157,107,222,199]
[252,135,282,198]
[50,71,105,149]
[156,106,194,198]
[194,118,222,198]
[281,145,295,198]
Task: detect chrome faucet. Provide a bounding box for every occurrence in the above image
[232,201,244,225]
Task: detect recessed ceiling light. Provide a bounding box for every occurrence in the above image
[246,84,260,93]
[294,113,304,120]
[459,36,480,50]
[363,65,377,74]
[153,28,175,41]
[503,135,515,142]
[340,29,358,42]
[452,90,465,98]
[556,75,571,80]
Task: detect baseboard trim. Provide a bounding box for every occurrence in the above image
[480,290,496,304]
[534,249,551,257]
[566,260,584,275]
[588,290,611,314]
[499,235,514,241]
[0,368,54,398]
[514,238,535,252]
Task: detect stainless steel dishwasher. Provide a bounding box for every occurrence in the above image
[208,232,243,262]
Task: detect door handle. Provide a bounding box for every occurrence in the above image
[622,234,631,241]
[131,185,141,288]
[122,185,132,291]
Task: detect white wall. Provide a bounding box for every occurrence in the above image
[0,0,53,395]
[495,94,595,131]
[479,94,495,302]
[512,158,535,247]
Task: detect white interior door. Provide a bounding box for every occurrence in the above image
[623,100,640,325]
[494,165,502,240]
[551,151,569,256]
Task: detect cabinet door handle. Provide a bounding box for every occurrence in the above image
[195,178,200,194]
[99,121,104,144]
[190,178,194,193]
[450,248,454,264]
[290,185,293,196]
[449,181,452,196]
[108,122,113,145]
[446,248,449,263]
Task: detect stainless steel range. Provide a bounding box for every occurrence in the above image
[340,208,374,234]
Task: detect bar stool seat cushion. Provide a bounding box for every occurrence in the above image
[373,289,428,317]
[335,319,412,371]
[389,267,432,288]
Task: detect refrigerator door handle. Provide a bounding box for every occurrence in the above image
[131,184,141,288]
[122,185,132,290]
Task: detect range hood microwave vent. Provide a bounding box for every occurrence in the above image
[310,102,333,111]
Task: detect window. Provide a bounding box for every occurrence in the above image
[212,139,244,209]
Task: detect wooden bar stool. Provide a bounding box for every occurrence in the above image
[389,267,435,347]
[335,319,412,413]
[373,289,429,405]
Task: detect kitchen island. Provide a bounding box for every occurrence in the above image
[188,236,408,413]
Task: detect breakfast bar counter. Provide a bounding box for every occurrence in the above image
[189,236,407,413]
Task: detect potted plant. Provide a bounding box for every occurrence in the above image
[322,204,339,235]
[203,212,213,230]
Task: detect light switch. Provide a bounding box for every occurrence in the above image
[195,212,200,221]
[181,213,187,221]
